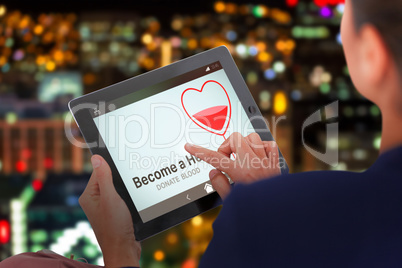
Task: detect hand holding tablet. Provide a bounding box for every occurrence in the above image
[69,46,288,240]
[79,155,141,267]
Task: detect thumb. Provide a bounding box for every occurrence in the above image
[209,169,231,200]
[90,155,113,192]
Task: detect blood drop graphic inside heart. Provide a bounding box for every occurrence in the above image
[192,105,228,131]
[181,80,232,137]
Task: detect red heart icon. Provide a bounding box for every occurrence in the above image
[181,80,232,136]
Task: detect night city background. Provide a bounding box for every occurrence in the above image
[0,0,382,267]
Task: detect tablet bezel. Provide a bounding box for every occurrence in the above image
[69,46,288,241]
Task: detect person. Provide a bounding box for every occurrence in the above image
[81,0,402,266]
[1,0,401,267]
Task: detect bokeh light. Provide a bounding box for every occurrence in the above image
[0,5,6,17]
[264,69,276,80]
[273,61,286,73]
[320,7,333,18]
[32,179,44,192]
[191,216,203,227]
[214,1,226,13]
[154,250,165,261]
[273,91,288,115]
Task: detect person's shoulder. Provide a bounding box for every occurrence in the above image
[226,161,402,220]
[229,170,360,206]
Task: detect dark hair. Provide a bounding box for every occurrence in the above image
[351,0,402,71]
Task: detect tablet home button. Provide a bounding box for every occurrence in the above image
[204,183,214,194]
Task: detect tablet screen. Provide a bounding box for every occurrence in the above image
[92,61,256,222]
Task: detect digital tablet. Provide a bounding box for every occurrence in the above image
[69,46,288,241]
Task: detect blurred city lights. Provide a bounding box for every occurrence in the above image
[252,5,267,18]
[373,135,381,150]
[235,44,247,57]
[44,158,54,169]
[321,72,332,83]
[273,91,288,115]
[2,63,10,73]
[171,18,183,31]
[320,7,333,18]
[260,91,270,102]
[331,162,347,171]
[264,69,276,80]
[336,32,342,45]
[370,105,381,117]
[49,221,101,256]
[248,46,258,56]
[32,179,44,192]
[13,50,25,61]
[0,220,10,244]
[166,232,179,245]
[96,257,105,266]
[336,4,345,14]
[273,61,286,73]
[319,83,331,94]
[21,149,32,159]
[353,149,368,161]
[214,1,226,13]
[141,33,153,45]
[161,40,172,67]
[154,250,165,261]
[225,3,237,14]
[187,38,198,50]
[257,51,272,62]
[30,244,43,252]
[30,229,48,244]
[6,112,18,125]
[11,199,27,254]
[66,195,80,207]
[256,41,266,52]
[34,25,44,35]
[275,39,296,53]
[286,0,299,8]
[247,71,258,85]
[292,26,330,39]
[0,5,6,17]
[46,61,56,72]
[15,161,27,173]
[338,87,350,100]
[314,0,327,7]
[259,90,271,110]
[343,66,350,76]
[0,56,7,66]
[5,38,13,47]
[191,216,203,227]
[291,90,302,101]
[182,259,197,268]
[226,30,237,41]
[84,245,99,259]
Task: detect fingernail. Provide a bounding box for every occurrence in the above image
[91,156,101,169]
[185,143,193,149]
[209,169,221,180]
